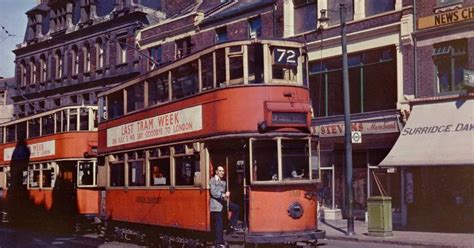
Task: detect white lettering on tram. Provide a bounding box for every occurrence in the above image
[4,140,56,161]
[107,105,202,147]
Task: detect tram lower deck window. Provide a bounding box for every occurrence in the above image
[128,160,145,186]
[150,158,170,186]
[252,140,278,181]
[175,155,200,186]
[110,162,125,186]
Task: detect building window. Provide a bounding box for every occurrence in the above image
[40,55,47,82]
[96,39,104,69]
[83,44,91,72]
[19,60,27,87]
[248,16,262,38]
[176,37,192,59]
[118,38,127,64]
[71,46,79,75]
[433,39,467,93]
[366,0,394,17]
[0,91,6,105]
[437,0,463,7]
[294,0,317,34]
[54,50,63,79]
[148,45,162,70]
[29,58,37,85]
[327,0,353,26]
[309,46,397,116]
[215,26,228,43]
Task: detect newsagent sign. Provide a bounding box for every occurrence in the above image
[107,105,202,147]
[418,6,474,30]
[311,120,400,137]
[4,140,56,161]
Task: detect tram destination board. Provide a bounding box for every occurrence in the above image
[273,47,299,67]
[272,112,307,125]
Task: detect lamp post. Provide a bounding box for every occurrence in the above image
[319,3,355,235]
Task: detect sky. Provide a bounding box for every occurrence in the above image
[0,0,36,78]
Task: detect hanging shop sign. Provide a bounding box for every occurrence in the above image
[418,6,474,29]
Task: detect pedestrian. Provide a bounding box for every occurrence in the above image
[209,165,239,247]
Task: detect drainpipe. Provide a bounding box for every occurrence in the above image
[413,0,418,98]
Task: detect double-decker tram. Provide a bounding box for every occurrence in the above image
[97,39,325,246]
[0,105,99,230]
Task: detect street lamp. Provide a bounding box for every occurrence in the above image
[318,4,355,236]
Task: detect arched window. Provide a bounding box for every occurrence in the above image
[71,46,79,75]
[96,39,104,69]
[83,43,91,72]
[54,50,63,79]
[29,57,37,85]
[19,60,27,87]
[40,55,47,82]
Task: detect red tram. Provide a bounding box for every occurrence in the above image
[97,39,325,246]
[0,105,100,228]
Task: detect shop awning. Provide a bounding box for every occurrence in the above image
[379,99,474,167]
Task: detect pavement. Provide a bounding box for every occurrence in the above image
[318,219,474,248]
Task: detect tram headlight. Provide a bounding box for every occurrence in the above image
[288,202,304,219]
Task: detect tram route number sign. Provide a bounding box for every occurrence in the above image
[273,47,299,67]
[351,131,362,143]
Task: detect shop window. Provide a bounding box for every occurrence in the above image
[248,44,264,84]
[176,37,192,59]
[248,17,262,38]
[42,114,54,135]
[201,54,214,90]
[437,0,463,7]
[126,82,144,112]
[327,0,353,26]
[148,74,169,106]
[294,0,317,34]
[175,153,200,186]
[172,61,198,100]
[28,118,40,138]
[107,90,124,119]
[252,140,278,181]
[78,161,95,186]
[215,26,228,43]
[282,140,309,180]
[365,0,394,17]
[110,155,125,186]
[149,158,170,186]
[433,39,467,94]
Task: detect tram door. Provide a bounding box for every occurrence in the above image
[53,162,78,219]
[208,140,248,228]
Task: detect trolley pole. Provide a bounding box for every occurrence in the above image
[340,3,355,235]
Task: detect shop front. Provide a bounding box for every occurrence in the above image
[312,109,402,221]
[380,98,474,232]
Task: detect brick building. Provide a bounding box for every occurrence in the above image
[380,0,474,232]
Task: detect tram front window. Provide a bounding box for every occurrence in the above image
[252,140,278,181]
[282,140,309,180]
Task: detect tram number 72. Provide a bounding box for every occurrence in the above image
[274,48,299,67]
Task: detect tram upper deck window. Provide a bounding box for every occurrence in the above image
[272,47,299,83]
[248,44,264,84]
[62,110,67,132]
[172,61,198,100]
[17,121,26,140]
[6,125,15,142]
[281,140,309,180]
[110,154,125,187]
[215,49,226,87]
[201,54,214,91]
[148,74,169,106]
[126,82,144,113]
[80,108,89,130]
[229,46,244,85]
[0,127,3,144]
[42,114,54,135]
[69,109,78,131]
[78,162,95,186]
[107,90,124,119]
[28,119,40,138]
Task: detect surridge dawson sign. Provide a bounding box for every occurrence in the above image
[418,5,474,29]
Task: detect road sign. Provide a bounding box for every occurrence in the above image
[351,131,362,143]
